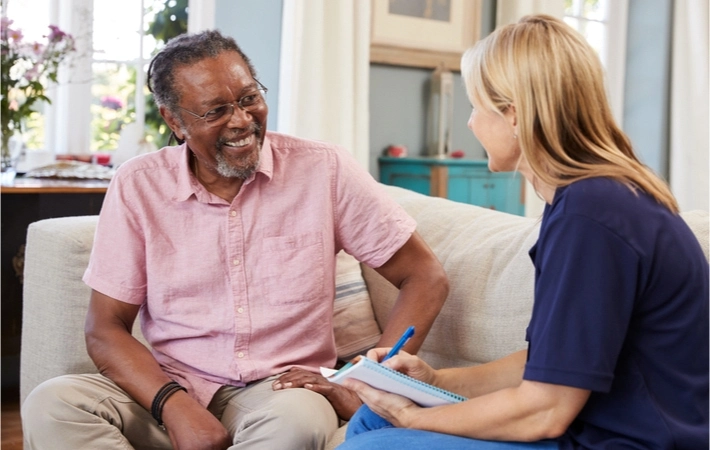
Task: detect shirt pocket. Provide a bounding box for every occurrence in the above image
[262,232,325,304]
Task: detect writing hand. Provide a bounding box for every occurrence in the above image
[342,378,421,428]
[272,367,362,420]
[365,349,437,385]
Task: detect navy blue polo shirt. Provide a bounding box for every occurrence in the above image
[525,177,708,449]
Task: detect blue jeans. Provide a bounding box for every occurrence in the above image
[337,405,560,450]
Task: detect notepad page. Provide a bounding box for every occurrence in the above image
[326,357,466,407]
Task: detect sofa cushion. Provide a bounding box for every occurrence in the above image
[333,251,381,360]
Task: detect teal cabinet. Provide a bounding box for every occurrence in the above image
[379,157,525,216]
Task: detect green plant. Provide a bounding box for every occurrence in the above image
[144,0,188,147]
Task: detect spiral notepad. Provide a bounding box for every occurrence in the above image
[323,357,467,407]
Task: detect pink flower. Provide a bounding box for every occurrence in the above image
[47,25,68,43]
[8,28,23,43]
[0,17,13,35]
[24,64,40,81]
[101,95,124,111]
[31,42,44,55]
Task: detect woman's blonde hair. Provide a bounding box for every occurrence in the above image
[461,14,678,213]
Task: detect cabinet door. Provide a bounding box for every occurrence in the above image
[447,170,492,206]
[379,163,432,196]
[448,166,524,215]
[487,174,525,215]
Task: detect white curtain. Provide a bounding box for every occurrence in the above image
[187,0,215,32]
[277,0,371,168]
[669,0,709,212]
[496,0,564,218]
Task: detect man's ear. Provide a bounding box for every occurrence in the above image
[160,106,185,141]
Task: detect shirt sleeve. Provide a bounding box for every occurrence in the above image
[331,148,416,268]
[524,212,640,392]
[82,170,148,304]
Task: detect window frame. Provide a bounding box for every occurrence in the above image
[38,0,214,156]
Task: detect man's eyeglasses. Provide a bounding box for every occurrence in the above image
[179,80,268,127]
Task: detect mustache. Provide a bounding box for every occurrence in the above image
[217,123,262,146]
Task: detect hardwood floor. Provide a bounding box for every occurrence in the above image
[1,396,23,450]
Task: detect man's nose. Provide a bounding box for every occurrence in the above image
[226,103,252,127]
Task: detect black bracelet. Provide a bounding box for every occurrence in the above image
[151,381,186,430]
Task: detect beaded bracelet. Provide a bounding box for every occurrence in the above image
[151,381,187,430]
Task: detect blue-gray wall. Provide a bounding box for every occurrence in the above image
[215,0,283,131]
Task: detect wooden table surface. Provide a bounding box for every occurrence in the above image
[0,176,111,194]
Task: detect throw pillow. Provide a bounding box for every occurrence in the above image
[333,251,382,360]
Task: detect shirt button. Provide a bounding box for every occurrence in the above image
[230,210,237,217]
[233,259,240,266]
[237,352,245,358]
[237,307,244,313]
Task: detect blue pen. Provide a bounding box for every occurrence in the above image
[381,325,415,362]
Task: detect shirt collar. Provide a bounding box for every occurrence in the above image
[173,133,274,203]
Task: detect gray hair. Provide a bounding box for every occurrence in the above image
[147,29,258,117]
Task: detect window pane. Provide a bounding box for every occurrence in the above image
[6,0,49,42]
[91,62,136,151]
[565,0,603,20]
[577,19,605,57]
[584,0,604,21]
[93,0,142,62]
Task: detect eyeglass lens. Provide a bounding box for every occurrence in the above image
[203,89,266,124]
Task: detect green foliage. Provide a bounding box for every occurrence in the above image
[143,0,188,147]
[146,0,188,43]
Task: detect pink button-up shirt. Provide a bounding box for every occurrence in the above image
[83,132,416,406]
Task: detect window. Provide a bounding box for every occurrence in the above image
[563,0,629,125]
[5,0,193,157]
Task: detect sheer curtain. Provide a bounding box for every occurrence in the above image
[669,0,709,212]
[277,0,371,168]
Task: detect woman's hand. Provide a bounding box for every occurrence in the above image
[272,368,363,420]
[342,378,422,428]
[365,348,437,385]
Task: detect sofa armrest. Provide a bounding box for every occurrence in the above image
[20,216,148,404]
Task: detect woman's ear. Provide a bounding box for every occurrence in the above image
[160,106,185,141]
[506,104,517,129]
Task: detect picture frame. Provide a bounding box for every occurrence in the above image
[370,0,482,71]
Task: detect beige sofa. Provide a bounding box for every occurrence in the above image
[20,184,709,448]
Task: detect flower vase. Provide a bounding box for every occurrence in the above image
[1,133,21,183]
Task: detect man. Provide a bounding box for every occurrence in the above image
[22,30,448,450]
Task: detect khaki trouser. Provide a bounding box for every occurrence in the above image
[22,373,338,450]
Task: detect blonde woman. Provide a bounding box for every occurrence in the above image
[338,15,708,450]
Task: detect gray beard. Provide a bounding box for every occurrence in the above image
[214,142,261,179]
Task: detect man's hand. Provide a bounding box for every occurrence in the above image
[161,390,232,450]
[272,368,362,420]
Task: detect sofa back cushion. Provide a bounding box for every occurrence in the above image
[363,185,541,369]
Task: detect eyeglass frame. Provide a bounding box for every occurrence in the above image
[177,80,268,127]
